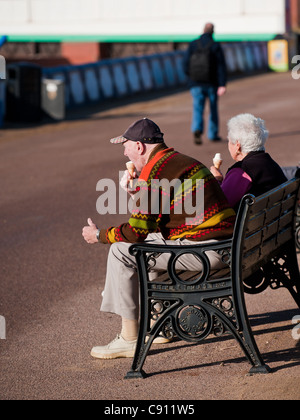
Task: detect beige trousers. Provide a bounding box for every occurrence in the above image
[100,234,226,320]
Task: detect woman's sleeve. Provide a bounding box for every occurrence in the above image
[221,168,252,208]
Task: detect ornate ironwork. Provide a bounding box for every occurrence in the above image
[243,268,270,294]
[177,304,211,340]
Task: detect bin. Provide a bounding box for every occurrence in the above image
[6,63,42,122]
[41,79,65,120]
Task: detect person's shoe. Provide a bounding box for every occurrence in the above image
[153,335,173,344]
[91,334,137,359]
[146,333,173,344]
[193,131,203,145]
[210,136,222,142]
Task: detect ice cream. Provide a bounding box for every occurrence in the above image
[126,161,136,188]
[213,153,223,170]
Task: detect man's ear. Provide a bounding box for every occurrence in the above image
[136,141,146,155]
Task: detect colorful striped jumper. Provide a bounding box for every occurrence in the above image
[98,144,236,244]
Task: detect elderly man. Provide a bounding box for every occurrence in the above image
[82,118,235,359]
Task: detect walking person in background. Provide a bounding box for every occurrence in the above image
[183,22,227,145]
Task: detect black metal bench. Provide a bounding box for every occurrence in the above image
[125,178,300,379]
[296,201,300,250]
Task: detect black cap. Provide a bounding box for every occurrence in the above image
[110,118,164,144]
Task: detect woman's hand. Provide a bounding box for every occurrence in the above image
[210,166,224,182]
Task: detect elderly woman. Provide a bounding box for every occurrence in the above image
[210,113,287,210]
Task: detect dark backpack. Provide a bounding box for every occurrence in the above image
[189,39,214,83]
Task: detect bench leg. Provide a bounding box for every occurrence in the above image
[125,309,151,379]
[266,246,300,309]
[124,370,147,379]
[282,247,300,308]
[249,364,271,375]
[125,322,167,379]
[236,328,271,374]
[125,299,178,379]
[232,272,271,374]
[125,298,161,379]
[220,312,271,374]
[124,335,150,380]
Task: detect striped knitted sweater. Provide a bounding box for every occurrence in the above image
[99,144,236,244]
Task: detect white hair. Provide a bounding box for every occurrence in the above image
[227,113,269,153]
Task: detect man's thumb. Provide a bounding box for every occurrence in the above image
[87,218,95,227]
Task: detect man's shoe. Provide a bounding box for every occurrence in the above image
[146,333,173,344]
[91,334,137,359]
[153,335,173,344]
[193,131,203,145]
[211,136,222,142]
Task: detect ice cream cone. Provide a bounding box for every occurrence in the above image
[126,161,136,188]
[213,153,223,170]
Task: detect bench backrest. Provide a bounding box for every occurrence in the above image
[232,177,300,278]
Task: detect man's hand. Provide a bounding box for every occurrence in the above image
[217,86,226,97]
[120,170,138,197]
[82,218,99,244]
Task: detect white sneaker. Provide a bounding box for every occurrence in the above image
[153,335,173,344]
[91,334,137,359]
[146,334,173,344]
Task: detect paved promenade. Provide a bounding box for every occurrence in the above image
[0,71,299,400]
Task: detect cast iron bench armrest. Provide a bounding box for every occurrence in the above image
[129,238,233,254]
